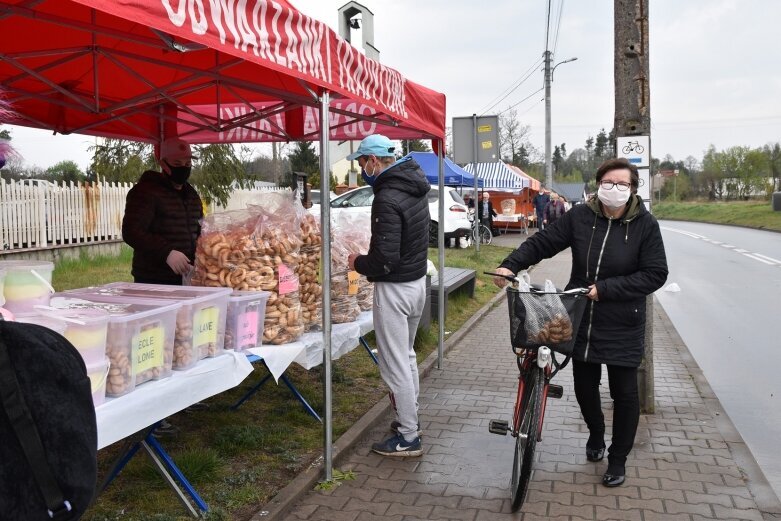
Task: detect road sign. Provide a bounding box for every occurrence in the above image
[452,115,500,164]
[637,168,651,201]
[616,135,650,167]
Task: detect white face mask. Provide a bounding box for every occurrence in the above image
[597,185,631,209]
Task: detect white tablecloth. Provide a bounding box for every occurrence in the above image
[495,213,527,222]
[246,311,374,379]
[95,351,254,449]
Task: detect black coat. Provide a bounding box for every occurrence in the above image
[499,195,668,367]
[354,158,431,283]
[477,200,497,222]
[122,170,203,284]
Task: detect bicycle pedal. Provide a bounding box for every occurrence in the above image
[547,384,564,399]
[488,419,509,436]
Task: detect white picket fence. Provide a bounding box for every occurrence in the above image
[0,179,289,252]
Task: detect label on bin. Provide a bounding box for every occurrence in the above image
[237,310,259,349]
[278,263,298,295]
[348,271,360,295]
[194,306,219,347]
[133,326,164,373]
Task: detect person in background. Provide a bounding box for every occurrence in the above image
[122,137,203,285]
[477,192,498,236]
[463,193,474,208]
[347,134,430,457]
[543,192,566,227]
[532,188,551,231]
[492,158,668,488]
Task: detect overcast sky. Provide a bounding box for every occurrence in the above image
[5,0,781,171]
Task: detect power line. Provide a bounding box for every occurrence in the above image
[478,57,544,116]
[497,87,545,116]
[552,0,565,56]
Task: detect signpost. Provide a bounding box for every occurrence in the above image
[616,135,651,207]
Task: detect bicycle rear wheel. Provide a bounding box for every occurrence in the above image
[510,365,544,512]
[479,225,492,245]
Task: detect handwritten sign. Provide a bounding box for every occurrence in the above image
[348,271,360,296]
[279,263,299,295]
[237,310,259,349]
[194,306,219,348]
[133,325,164,374]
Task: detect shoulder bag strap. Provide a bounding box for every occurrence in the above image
[0,329,73,519]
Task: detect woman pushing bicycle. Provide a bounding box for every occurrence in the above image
[493,158,668,488]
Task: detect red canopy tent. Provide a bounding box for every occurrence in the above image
[0,0,451,509]
[0,0,445,144]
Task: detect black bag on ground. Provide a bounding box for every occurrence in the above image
[0,320,97,520]
[507,288,588,355]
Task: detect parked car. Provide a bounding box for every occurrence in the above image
[310,185,471,246]
[309,189,336,205]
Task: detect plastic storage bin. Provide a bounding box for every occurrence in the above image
[86,358,110,407]
[23,307,110,366]
[50,294,181,392]
[0,260,55,314]
[226,291,269,352]
[13,313,68,336]
[67,283,231,369]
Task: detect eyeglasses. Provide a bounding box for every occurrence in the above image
[599,180,631,191]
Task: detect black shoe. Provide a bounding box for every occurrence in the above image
[602,472,625,487]
[586,446,605,462]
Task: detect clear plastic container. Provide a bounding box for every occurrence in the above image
[226,291,269,352]
[0,260,55,314]
[0,267,6,307]
[86,357,110,407]
[26,307,110,366]
[66,283,231,369]
[13,313,68,336]
[49,294,182,393]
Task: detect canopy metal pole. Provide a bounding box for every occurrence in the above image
[437,141,445,369]
[472,114,480,252]
[318,91,333,482]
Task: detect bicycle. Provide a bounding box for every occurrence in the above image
[467,210,493,245]
[621,141,644,154]
[484,271,589,511]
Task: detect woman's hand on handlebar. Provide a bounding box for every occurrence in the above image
[587,284,599,301]
[493,267,515,288]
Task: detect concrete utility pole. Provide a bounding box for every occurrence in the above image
[614,0,653,413]
[544,50,552,189]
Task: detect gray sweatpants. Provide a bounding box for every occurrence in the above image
[373,277,427,442]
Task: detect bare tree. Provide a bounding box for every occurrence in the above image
[499,108,536,167]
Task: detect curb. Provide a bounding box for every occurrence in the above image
[251,288,507,521]
[655,299,781,515]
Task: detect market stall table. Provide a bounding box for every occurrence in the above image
[495,213,529,234]
[233,312,375,417]
[96,351,253,517]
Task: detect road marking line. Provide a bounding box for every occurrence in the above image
[734,249,749,253]
[661,227,706,239]
[743,253,776,265]
[753,253,781,265]
[721,244,735,248]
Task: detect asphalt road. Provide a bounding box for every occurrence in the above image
[655,220,781,498]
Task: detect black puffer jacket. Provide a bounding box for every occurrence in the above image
[499,194,668,367]
[122,170,203,284]
[354,158,431,283]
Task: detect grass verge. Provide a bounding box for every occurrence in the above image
[53,244,512,521]
[653,200,781,232]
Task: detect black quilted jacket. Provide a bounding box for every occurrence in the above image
[499,195,668,367]
[354,158,431,283]
[122,170,203,284]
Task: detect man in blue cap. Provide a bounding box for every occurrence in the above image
[347,134,430,457]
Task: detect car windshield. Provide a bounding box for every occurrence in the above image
[331,187,373,208]
[427,189,466,205]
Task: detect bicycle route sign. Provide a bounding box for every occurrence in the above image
[616,135,650,167]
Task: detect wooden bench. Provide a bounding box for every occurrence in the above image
[429,267,477,322]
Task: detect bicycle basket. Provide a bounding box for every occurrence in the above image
[506,288,588,355]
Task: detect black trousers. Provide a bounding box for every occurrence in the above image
[572,359,639,471]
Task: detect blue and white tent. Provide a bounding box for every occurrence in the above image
[403,151,483,187]
[463,162,530,190]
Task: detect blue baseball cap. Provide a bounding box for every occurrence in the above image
[346,134,396,161]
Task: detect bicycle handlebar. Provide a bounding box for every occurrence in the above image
[483,271,589,295]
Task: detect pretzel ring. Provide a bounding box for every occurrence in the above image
[204,233,226,249]
[219,268,230,286]
[231,267,246,284]
[210,241,230,258]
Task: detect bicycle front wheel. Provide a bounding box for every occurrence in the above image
[510,365,544,512]
[479,225,492,245]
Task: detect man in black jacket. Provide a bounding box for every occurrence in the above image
[477,192,498,236]
[347,134,430,457]
[122,137,203,285]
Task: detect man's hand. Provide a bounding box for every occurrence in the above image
[493,267,515,288]
[166,250,192,275]
[348,253,360,271]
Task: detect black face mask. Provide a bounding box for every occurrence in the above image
[166,161,192,184]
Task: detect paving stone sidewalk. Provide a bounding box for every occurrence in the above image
[280,249,781,521]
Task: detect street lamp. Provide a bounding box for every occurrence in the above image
[544,54,578,188]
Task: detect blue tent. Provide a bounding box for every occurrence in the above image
[403,151,483,187]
